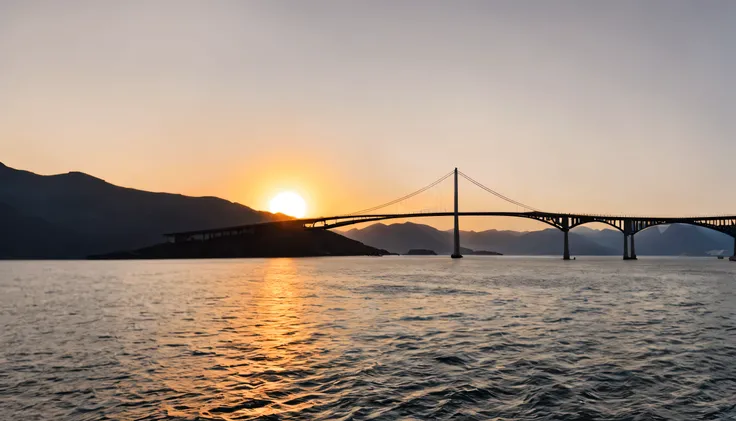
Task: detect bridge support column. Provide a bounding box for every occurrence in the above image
[630,233,637,260]
[622,221,636,261]
[451,167,463,259]
[562,217,570,260]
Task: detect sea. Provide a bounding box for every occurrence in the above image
[1,257,735,420]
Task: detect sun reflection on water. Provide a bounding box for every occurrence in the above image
[183,259,326,419]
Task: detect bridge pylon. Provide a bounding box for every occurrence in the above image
[451,168,463,259]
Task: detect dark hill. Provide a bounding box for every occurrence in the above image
[91,223,388,259]
[0,162,285,258]
[0,201,84,259]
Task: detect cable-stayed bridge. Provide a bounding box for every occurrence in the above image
[167,169,736,260]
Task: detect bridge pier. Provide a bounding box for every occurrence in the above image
[562,217,570,260]
[451,168,463,259]
[630,234,637,260]
[622,221,637,261]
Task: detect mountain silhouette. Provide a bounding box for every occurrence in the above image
[2,162,732,258]
[635,224,732,256]
[344,222,614,255]
[570,225,732,256]
[0,201,86,258]
[0,162,285,258]
[343,222,451,254]
[344,222,733,256]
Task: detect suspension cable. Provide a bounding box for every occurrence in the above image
[348,170,455,215]
[458,171,542,212]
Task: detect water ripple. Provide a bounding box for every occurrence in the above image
[1,257,735,420]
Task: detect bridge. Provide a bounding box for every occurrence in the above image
[166,169,736,260]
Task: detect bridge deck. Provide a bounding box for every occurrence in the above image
[165,211,736,238]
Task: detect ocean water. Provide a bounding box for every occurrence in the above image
[1,257,735,420]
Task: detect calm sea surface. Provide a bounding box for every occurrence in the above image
[1,257,735,420]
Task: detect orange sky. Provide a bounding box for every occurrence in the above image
[1,1,735,231]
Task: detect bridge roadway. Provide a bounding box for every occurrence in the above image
[166,211,736,261]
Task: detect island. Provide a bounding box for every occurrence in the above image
[406,249,438,255]
[469,250,503,256]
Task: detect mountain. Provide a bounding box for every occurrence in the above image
[343,222,734,256]
[571,226,622,245]
[344,222,452,254]
[635,224,732,256]
[0,201,85,259]
[0,162,285,258]
[343,222,615,255]
[571,224,733,256]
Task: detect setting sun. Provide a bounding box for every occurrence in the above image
[269,192,307,218]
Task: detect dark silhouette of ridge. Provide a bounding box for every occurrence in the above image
[344,222,451,254]
[635,224,732,256]
[0,201,84,259]
[0,162,287,258]
[91,223,388,259]
[343,222,612,255]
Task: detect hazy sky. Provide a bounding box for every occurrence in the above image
[1,1,735,230]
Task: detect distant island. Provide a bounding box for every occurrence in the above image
[406,249,437,255]
[469,250,503,255]
[403,248,501,256]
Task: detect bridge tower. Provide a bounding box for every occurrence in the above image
[451,168,463,259]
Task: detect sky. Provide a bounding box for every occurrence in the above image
[1,0,735,230]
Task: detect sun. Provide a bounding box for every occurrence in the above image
[269,191,307,218]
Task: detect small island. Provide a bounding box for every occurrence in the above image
[469,250,503,256]
[406,249,437,255]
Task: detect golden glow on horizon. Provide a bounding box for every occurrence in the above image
[2,2,736,233]
[269,191,307,218]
